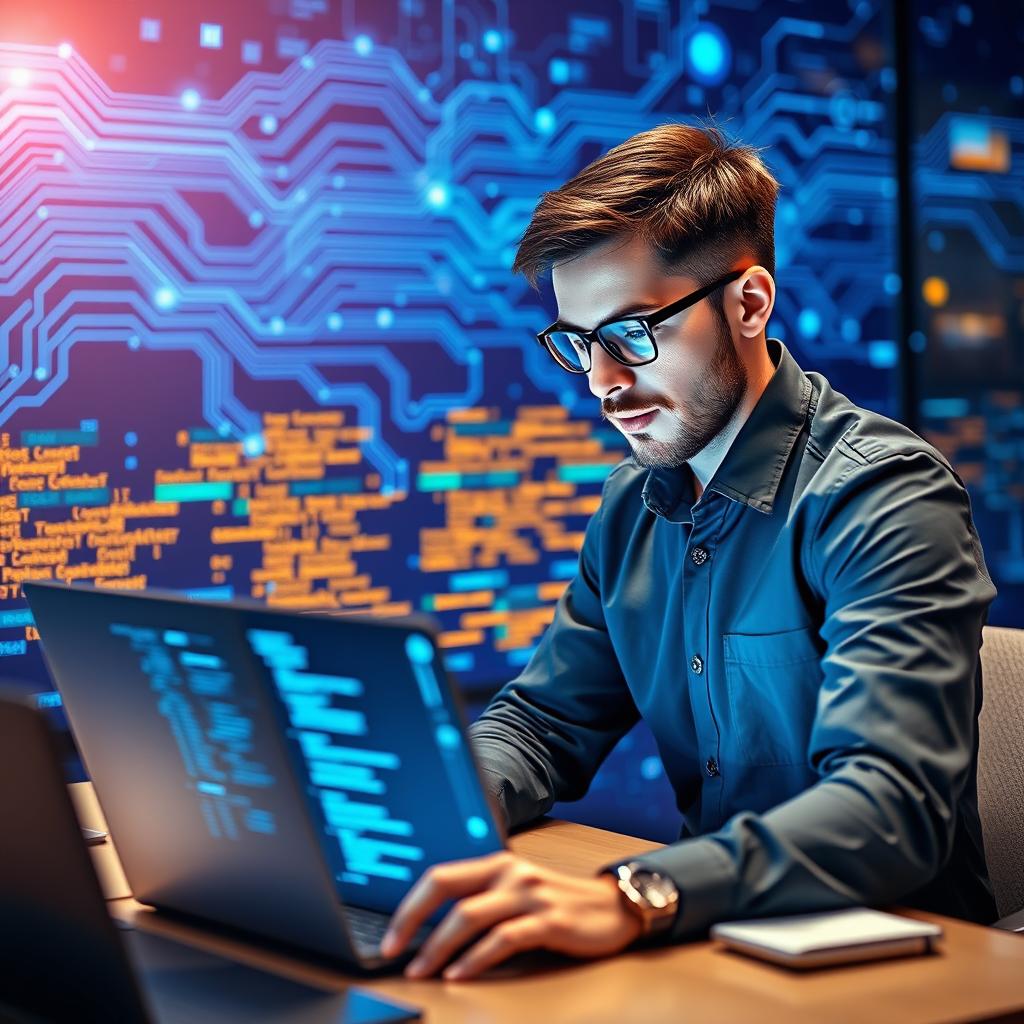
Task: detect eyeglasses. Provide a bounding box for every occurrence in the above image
[536,269,746,374]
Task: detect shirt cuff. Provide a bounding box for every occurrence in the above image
[603,837,737,941]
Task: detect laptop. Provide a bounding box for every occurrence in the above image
[0,691,421,1023]
[23,581,506,973]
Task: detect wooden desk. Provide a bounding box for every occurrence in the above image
[72,784,1024,1024]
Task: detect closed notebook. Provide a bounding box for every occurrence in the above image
[710,907,943,969]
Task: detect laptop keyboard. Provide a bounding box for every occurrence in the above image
[344,904,432,958]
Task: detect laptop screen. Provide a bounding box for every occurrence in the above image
[241,609,504,913]
[28,584,502,921]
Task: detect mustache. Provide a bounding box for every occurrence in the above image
[601,400,671,419]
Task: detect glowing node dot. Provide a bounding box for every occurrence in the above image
[798,308,821,339]
[354,34,373,56]
[259,114,278,135]
[549,58,570,85]
[327,312,343,330]
[687,24,731,85]
[426,183,449,209]
[376,307,394,329]
[922,276,949,307]
[243,434,265,457]
[248,210,265,229]
[269,315,285,335]
[482,29,503,54]
[37,206,48,220]
[534,107,556,134]
[57,43,73,59]
[11,68,31,87]
[180,88,200,111]
[154,286,177,310]
[34,366,48,381]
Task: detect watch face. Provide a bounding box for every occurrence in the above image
[632,869,677,911]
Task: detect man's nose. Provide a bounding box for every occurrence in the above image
[587,341,636,401]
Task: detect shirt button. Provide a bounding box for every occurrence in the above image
[705,757,720,778]
[690,655,704,675]
[690,546,709,566]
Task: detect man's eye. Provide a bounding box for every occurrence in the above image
[625,328,647,340]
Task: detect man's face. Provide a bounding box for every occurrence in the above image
[551,235,747,469]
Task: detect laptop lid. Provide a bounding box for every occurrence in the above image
[0,692,422,1023]
[24,583,504,952]
[0,691,151,1022]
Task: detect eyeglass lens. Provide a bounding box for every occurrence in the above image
[545,319,655,372]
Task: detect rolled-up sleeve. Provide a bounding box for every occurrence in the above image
[469,470,640,829]
[612,451,996,939]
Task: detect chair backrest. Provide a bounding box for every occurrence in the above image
[976,625,1024,919]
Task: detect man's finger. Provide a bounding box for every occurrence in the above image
[381,851,512,956]
[403,889,527,978]
[442,915,547,981]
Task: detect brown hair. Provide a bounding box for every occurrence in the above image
[513,122,780,310]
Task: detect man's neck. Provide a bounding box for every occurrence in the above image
[688,340,776,491]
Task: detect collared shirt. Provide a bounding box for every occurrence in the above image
[469,339,997,939]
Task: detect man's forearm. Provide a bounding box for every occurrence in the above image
[469,720,558,830]
[613,752,955,941]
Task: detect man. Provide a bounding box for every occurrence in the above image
[380,122,997,980]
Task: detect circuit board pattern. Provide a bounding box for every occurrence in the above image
[0,2,901,707]
[912,1,1024,623]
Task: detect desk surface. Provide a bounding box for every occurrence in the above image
[72,784,1024,1024]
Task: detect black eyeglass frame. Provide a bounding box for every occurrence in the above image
[536,268,747,374]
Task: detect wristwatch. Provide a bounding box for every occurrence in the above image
[606,862,680,939]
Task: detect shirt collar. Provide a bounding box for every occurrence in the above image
[641,339,813,523]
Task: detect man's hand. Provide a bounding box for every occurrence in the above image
[379,851,643,981]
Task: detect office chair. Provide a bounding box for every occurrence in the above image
[976,625,1024,932]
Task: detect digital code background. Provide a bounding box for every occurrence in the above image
[0,0,1020,841]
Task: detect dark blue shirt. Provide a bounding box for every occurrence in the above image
[469,339,997,939]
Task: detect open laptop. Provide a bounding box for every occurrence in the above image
[0,691,421,1023]
[23,581,506,973]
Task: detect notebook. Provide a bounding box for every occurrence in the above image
[711,907,943,969]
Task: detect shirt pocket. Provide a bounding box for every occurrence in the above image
[723,626,823,767]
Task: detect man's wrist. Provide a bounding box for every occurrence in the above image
[603,861,681,941]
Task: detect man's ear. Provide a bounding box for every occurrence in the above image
[732,266,775,339]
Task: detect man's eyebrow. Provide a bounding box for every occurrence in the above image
[553,300,661,334]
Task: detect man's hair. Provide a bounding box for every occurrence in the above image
[513,122,780,317]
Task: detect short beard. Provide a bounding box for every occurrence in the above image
[623,317,747,470]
